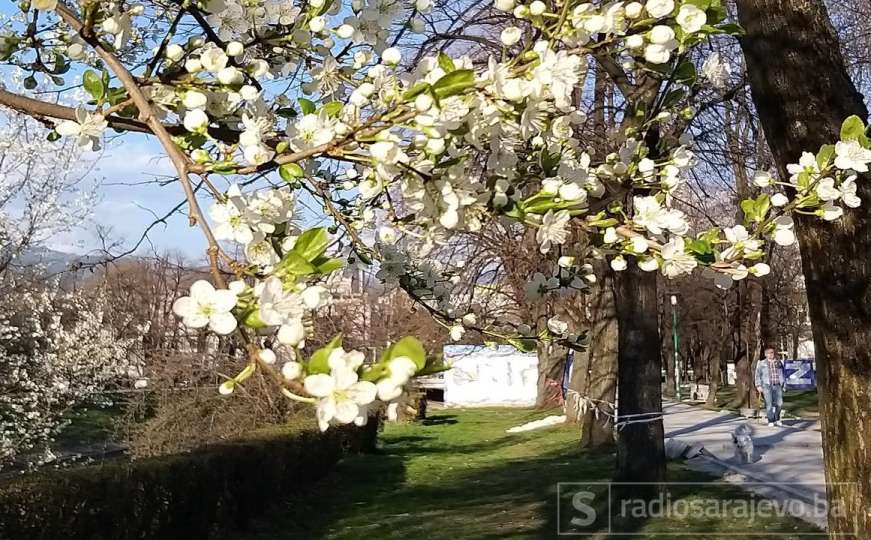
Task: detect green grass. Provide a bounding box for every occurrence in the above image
[245,408,821,539]
[712,387,819,417]
[53,405,123,449]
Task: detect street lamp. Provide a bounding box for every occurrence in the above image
[671,294,680,401]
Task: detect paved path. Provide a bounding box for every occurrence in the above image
[661,400,828,528]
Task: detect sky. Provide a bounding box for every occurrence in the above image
[48,134,211,258]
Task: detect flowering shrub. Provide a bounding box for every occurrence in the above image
[1,0,868,430]
[0,281,143,468]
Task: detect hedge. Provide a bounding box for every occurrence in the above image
[0,418,379,540]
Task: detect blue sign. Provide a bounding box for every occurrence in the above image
[784,359,816,389]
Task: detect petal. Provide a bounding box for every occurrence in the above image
[190,280,216,300]
[172,296,192,317]
[55,120,81,136]
[316,397,336,428]
[277,320,305,345]
[209,312,237,335]
[347,381,377,405]
[183,313,210,328]
[333,398,360,424]
[211,289,238,312]
[304,374,335,397]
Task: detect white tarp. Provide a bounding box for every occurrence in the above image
[443,345,538,406]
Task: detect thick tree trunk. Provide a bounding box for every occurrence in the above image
[737,0,871,535]
[566,267,618,448]
[613,264,666,484]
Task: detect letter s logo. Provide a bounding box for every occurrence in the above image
[571,491,597,527]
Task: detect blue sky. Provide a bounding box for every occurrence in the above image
[49,134,211,257]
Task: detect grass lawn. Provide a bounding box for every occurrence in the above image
[245,407,820,539]
[53,405,123,449]
[712,386,820,417]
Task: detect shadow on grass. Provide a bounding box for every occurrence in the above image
[421,414,459,426]
[244,409,821,540]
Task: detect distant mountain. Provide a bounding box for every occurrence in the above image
[10,247,107,280]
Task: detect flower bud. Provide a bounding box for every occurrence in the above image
[165,43,184,61]
[382,47,401,65]
[226,41,244,57]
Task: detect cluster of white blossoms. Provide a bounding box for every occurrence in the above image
[208,184,296,268]
[9,0,869,425]
[284,339,422,431]
[0,283,144,468]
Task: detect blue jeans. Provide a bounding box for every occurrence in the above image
[762,384,784,423]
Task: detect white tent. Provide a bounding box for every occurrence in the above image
[443,345,538,407]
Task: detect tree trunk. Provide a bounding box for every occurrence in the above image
[536,343,564,408]
[737,0,871,534]
[732,280,762,408]
[705,343,721,407]
[613,263,666,484]
[566,266,618,448]
[663,307,676,397]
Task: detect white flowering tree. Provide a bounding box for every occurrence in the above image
[0,97,97,275]
[2,0,869,492]
[0,279,143,468]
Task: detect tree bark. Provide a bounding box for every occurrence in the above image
[613,263,666,484]
[536,343,565,408]
[737,0,871,534]
[566,266,618,448]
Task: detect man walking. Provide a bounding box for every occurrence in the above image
[755,347,786,427]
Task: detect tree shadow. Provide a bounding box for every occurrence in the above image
[421,414,459,426]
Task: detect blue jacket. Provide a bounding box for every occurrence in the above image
[755,359,785,388]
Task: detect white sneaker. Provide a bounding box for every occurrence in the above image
[775,421,783,427]
[767,422,774,427]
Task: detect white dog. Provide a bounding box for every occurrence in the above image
[732,423,755,464]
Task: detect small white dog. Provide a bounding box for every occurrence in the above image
[732,423,755,464]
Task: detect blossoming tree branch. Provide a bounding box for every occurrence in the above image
[1,0,869,431]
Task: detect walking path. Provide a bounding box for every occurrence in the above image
[661,400,828,528]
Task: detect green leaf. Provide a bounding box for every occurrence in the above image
[383,336,427,370]
[437,52,456,73]
[360,364,390,382]
[402,82,431,101]
[416,354,451,376]
[662,89,686,109]
[277,251,316,275]
[276,107,298,118]
[506,337,537,353]
[83,70,105,101]
[432,69,475,98]
[23,75,37,90]
[755,193,771,222]
[740,198,757,223]
[673,61,697,84]
[840,115,870,148]
[502,201,526,220]
[322,101,343,117]
[308,335,343,374]
[298,98,316,115]
[312,256,344,274]
[241,308,268,329]
[234,362,257,383]
[816,144,835,169]
[279,163,305,182]
[715,23,744,36]
[292,227,329,262]
[684,0,712,9]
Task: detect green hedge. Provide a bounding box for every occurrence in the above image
[0,419,379,540]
